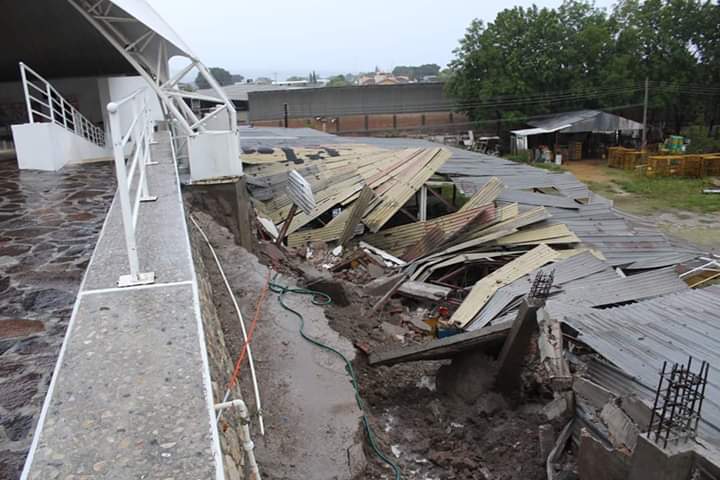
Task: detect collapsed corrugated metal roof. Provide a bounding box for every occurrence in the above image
[527,110,644,134]
[556,286,720,446]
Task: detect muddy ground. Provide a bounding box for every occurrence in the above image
[192,203,561,479]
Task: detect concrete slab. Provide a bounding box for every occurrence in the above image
[22,133,222,479]
[27,286,216,480]
[83,140,192,291]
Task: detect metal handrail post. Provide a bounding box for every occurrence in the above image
[138,102,157,203]
[108,101,155,287]
[46,83,55,124]
[19,63,34,123]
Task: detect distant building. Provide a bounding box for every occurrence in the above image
[357,68,410,86]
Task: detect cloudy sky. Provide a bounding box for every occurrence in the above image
[149,0,616,80]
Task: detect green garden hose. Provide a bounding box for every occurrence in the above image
[269,274,402,480]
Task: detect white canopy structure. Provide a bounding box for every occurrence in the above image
[66,0,236,136]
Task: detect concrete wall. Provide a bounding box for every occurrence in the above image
[247,84,469,135]
[189,223,247,480]
[248,82,449,121]
[11,122,110,170]
[188,131,242,181]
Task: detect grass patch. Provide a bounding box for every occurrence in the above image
[582,165,720,214]
[612,175,720,213]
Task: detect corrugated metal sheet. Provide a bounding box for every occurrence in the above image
[362,205,495,255]
[556,267,689,307]
[497,190,580,210]
[559,286,720,446]
[459,177,505,211]
[469,252,614,329]
[452,244,561,328]
[528,110,644,133]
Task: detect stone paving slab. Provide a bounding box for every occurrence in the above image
[0,159,115,479]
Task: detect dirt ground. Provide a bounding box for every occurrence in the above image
[191,211,363,480]
[262,246,561,479]
[192,205,561,479]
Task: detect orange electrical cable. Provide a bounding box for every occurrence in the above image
[227,267,272,391]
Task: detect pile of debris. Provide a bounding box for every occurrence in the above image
[240,141,720,479]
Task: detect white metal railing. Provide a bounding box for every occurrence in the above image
[107,88,158,287]
[19,62,106,147]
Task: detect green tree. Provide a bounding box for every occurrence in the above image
[287,75,307,82]
[327,75,350,87]
[195,67,233,89]
[392,64,441,80]
[446,0,720,133]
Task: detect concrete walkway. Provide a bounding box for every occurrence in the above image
[22,135,222,479]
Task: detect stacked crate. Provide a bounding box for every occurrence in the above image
[645,153,720,177]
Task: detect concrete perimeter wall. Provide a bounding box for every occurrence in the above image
[248,83,469,135]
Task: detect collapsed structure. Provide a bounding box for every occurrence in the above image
[231,127,720,479]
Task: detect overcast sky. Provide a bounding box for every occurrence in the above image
[149,0,616,81]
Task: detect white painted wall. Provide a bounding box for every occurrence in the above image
[12,122,110,171]
[188,131,242,181]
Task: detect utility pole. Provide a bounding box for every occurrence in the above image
[283,103,288,128]
[641,77,649,151]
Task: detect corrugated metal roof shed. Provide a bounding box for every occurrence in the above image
[559,286,720,446]
[527,110,644,133]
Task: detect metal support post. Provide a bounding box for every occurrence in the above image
[641,77,649,151]
[419,185,428,221]
[108,100,155,287]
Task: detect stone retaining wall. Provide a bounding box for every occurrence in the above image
[189,220,247,479]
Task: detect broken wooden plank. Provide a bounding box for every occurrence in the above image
[368,321,511,366]
[397,280,452,301]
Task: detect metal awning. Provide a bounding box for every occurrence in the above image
[511,125,571,137]
[109,0,195,57]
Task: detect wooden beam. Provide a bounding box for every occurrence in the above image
[369,321,510,366]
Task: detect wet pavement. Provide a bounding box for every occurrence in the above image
[0,159,115,479]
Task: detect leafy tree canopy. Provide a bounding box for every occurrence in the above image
[195,67,234,89]
[392,64,441,80]
[327,75,350,87]
[447,0,720,133]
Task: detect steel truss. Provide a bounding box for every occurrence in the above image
[67,0,237,136]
